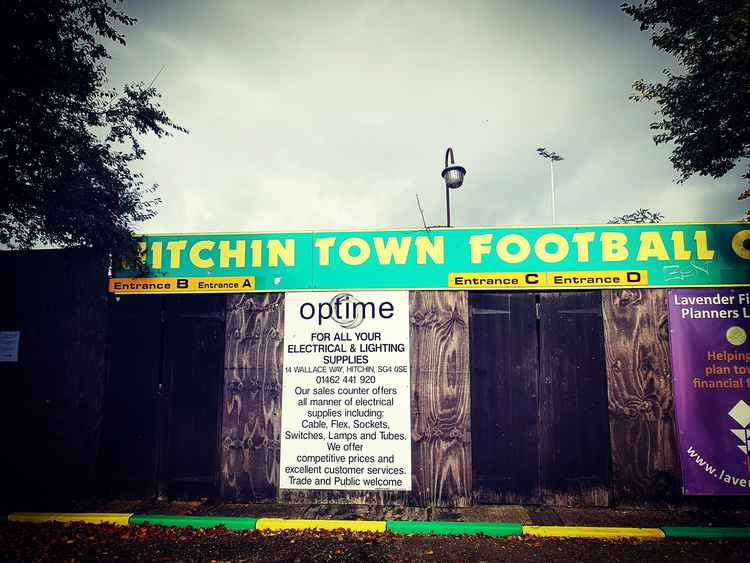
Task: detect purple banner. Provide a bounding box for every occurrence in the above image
[668,288,750,495]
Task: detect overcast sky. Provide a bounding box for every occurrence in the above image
[108,0,747,234]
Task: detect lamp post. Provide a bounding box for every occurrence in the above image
[441,147,466,227]
[536,147,564,225]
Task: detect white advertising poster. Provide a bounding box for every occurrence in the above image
[280,291,411,491]
[0,331,20,362]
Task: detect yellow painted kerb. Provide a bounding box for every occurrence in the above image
[256,518,386,532]
[523,525,665,539]
[9,513,133,526]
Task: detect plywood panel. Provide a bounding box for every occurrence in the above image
[409,291,472,507]
[221,293,284,501]
[539,291,611,507]
[602,289,681,502]
[470,292,540,504]
[225,293,284,370]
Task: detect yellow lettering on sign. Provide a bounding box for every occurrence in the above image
[339,237,370,266]
[219,240,246,268]
[695,230,716,260]
[469,234,493,264]
[189,240,215,268]
[315,237,336,266]
[601,232,628,262]
[148,241,162,269]
[496,234,530,264]
[166,240,188,268]
[415,236,444,265]
[534,233,569,263]
[250,239,262,267]
[732,230,750,260]
[636,232,669,261]
[671,232,691,260]
[268,239,295,267]
[572,232,594,262]
[374,237,411,265]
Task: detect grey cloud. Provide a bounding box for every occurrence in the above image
[108,0,747,235]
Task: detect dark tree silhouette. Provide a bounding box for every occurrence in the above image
[0,0,187,261]
[608,208,664,224]
[622,1,750,218]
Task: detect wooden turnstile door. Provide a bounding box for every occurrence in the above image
[99,295,226,500]
[538,292,612,506]
[470,292,540,504]
[160,295,226,499]
[470,291,612,506]
[98,296,163,498]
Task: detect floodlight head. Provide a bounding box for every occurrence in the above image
[537,147,564,161]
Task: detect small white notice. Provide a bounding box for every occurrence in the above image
[281,291,411,491]
[0,331,20,362]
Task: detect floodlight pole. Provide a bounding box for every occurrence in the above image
[536,148,564,225]
[550,159,556,225]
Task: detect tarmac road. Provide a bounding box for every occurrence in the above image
[1,521,749,562]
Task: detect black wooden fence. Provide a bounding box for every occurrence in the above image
[0,248,697,507]
[0,249,108,508]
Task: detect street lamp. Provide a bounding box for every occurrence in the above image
[441,147,466,227]
[536,147,564,225]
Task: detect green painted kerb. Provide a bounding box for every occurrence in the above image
[387,520,522,536]
[662,526,750,539]
[129,514,257,531]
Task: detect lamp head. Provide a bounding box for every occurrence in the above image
[442,165,466,189]
[442,147,466,189]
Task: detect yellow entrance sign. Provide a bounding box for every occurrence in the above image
[109,276,256,294]
[547,270,648,288]
[448,272,546,288]
[448,270,648,290]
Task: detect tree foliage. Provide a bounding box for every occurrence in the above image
[0,0,186,259]
[608,208,664,224]
[621,1,750,217]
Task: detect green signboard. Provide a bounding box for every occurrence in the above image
[109,222,750,294]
